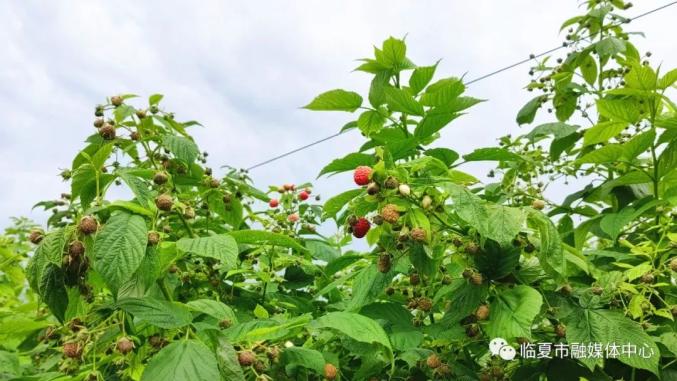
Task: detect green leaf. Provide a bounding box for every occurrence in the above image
[527,210,566,281]
[303,89,363,112]
[380,37,407,69]
[215,338,246,381]
[281,347,326,373]
[117,297,192,329]
[485,285,543,340]
[347,265,394,311]
[384,87,424,116]
[624,63,657,90]
[118,170,155,209]
[576,144,624,164]
[583,121,627,146]
[323,189,363,219]
[658,68,677,89]
[553,91,577,122]
[463,147,523,162]
[93,212,148,293]
[596,98,640,123]
[162,135,200,165]
[659,141,677,178]
[516,96,544,125]
[318,152,376,177]
[229,230,307,253]
[600,207,635,240]
[419,78,465,107]
[141,340,220,381]
[564,309,659,374]
[484,205,525,247]
[525,122,578,143]
[425,148,459,166]
[27,228,67,292]
[39,265,68,323]
[595,37,626,57]
[177,235,238,270]
[447,184,489,236]
[186,299,237,323]
[413,105,462,140]
[579,54,598,85]
[622,129,655,160]
[357,110,386,135]
[313,311,391,350]
[409,64,437,94]
[149,94,164,106]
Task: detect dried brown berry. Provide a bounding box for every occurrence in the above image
[63,342,82,358]
[591,286,603,295]
[116,337,134,354]
[135,109,147,119]
[79,216,98,235]
[155,194,173,211]
[462,269,473,279]
[324,363,338,380]
[410,273,421,286]
[410,228,427,242]
[669,258,677,272]
[417,297,433,312]
[555,324,566,338]
[209,178,220,188]
[366,182,380,196]
[384,176,399,189]
[29,229,44,244]
[437,363,452,377]
[640,273,655,284]
[238,351,256,366]
[266,346,280,361]
[147,231,160,246]
[253,360,266,373]
[452,237,463,247]
[93,118,105,128]
[68,240,85,258]
[372,215,384,225]
[111,95,123,107]
[153,172,169,185]
[377,253,392,273]
[99,123,116,140]
[184,207,195,219]
[560,284,573,295]
[475,305,490,321]
[470,272,483,285]
[380,204,400,224]
[426,353,441,369]
[465,242,480,255]
[219,319,232,329]
[130,131,140,141]
[465,324,479,337]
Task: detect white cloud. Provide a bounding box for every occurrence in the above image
[0,0,674,228]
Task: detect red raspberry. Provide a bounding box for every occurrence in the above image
[352,218,370,238]
[269,199,279,208]
[298,190,309,201]
[353,166,372,186]
[288,213,299,223]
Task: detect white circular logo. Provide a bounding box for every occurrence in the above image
[489,337,516,360]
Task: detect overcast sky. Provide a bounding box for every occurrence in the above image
[1,1,675,230]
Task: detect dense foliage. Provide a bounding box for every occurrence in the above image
[1,1,676,380]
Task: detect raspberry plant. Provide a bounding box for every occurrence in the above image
[1,1,677,380]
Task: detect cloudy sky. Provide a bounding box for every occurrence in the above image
[0,1,675,230]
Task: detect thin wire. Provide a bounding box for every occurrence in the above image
[245,1,677,171]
